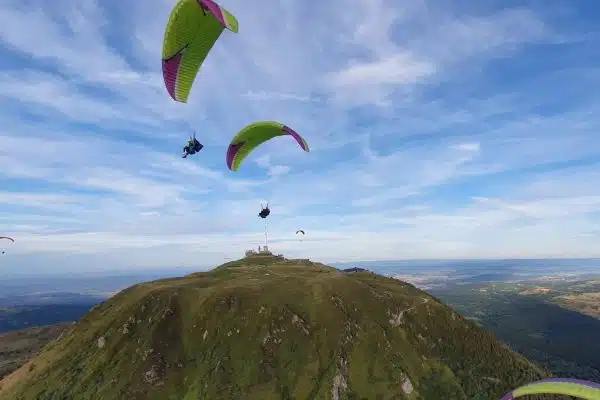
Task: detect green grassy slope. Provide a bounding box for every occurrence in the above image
[0,256,564,399]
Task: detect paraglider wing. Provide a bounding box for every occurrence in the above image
[226,122,309,171]
[296,230,305,235]
[500,378,600,399]
[162,0,239,103]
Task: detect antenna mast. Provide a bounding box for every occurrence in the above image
[264,222,268,248]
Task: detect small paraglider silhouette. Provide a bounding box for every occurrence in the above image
[258,203,270,219]
[1,236,14,255]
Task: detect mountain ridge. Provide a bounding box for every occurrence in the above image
[0,255,566,399]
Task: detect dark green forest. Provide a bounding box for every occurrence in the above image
[432,283,600,381]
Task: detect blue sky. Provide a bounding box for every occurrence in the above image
[1,0,600,272]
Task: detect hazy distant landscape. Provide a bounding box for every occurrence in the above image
[0,268,197,332]
[340,258,600,289]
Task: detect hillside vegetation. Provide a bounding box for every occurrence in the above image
[1,256,565,399]
[0,324,70,379]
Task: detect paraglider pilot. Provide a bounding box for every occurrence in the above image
[259,203,270,219]
[182,132,204,158]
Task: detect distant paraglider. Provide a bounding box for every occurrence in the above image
[1,236,14,255]
[162,0,239,103]
[500,378,600,399]
[258,204,270,219]
[296,230,305,235]
[226,121,309,171]
[182,132,204,158]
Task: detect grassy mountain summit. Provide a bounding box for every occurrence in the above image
[0,255,563,399]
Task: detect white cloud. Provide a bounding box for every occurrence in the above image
[328,53,436,87]
[452,142,481,152]
[267,165,291,178]
[241,91,321,103]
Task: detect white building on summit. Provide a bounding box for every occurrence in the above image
[245,245,272,257]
